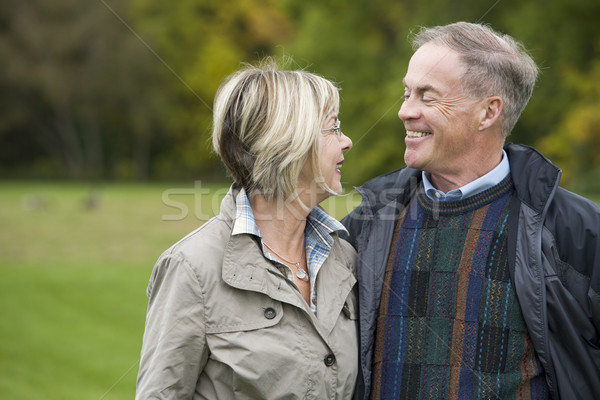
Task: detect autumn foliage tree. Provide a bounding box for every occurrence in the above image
[1,0,599,191]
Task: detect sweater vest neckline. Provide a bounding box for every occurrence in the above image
[417,175,514,216]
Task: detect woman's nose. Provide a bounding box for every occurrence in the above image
[341,133,352,151]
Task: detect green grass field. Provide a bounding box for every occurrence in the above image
[1,181,598,399]
[0,180,362,399]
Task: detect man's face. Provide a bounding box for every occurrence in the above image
[399,43,486,177]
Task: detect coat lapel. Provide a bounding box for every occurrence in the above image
[314,243,357,337]
[221,234,307,311]
[222,232,356,339]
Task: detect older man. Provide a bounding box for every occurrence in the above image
[343,22,600,399]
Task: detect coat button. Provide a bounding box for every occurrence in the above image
[324,353,336,367]
[264,307,276,319]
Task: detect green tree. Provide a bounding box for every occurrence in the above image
[538,58,600,190]
[130,0,293,180]
[280,0,516,186]
[0,0,167,179]
[501,0,600,147]
[2,0,599,187]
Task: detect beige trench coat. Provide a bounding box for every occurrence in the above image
[136,188,358,399]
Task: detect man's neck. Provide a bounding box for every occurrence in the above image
[429,149,504,193]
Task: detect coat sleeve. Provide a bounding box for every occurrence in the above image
[136,253,208,400]
[547,188,600,333]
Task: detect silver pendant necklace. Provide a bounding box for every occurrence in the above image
[261,240,308,282]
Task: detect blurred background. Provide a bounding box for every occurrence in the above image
[1,0,599,398]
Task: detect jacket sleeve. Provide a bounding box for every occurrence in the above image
[547,188,600,333]
[136,253,208,400]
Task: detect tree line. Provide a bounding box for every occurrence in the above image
[2,0,599,191]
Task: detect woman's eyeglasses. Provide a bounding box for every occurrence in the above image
[320,121,342,138]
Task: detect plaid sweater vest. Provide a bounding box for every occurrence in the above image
[371,177,549,399]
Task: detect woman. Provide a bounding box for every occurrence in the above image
[136,62,357,399]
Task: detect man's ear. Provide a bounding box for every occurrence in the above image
[479,96,502,131]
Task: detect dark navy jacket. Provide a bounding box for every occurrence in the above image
[342,143,600,399]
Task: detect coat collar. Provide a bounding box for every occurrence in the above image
[354,143,562,217]
[221,232,356,337]
[219,185,356,337]
[504,143,561,214]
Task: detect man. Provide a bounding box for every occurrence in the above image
[343,22,600,399]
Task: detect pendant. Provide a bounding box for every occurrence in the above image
[295,264,309,281]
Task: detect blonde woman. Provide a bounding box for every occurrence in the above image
[136,62,357,399]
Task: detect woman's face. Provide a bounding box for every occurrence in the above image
[298,113,352,205]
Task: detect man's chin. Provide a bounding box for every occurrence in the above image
[404,152,421,169]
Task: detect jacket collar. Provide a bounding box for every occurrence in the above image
[354,143,561,217]
[220,228,356,337]
[355,167,421,217]
[218,184,239,224]
[504,143,561,214]
[219,184,356,336]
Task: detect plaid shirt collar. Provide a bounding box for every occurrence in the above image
[231,188,347,241]
[231,188,347,312]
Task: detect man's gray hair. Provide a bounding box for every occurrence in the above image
[412,22,539,137]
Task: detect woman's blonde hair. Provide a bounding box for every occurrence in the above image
[212,60,340,202]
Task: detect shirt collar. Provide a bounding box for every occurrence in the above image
[231,188,347,240]
[423,149,510,201]
[231,188,347,314]
[231,188,261,237]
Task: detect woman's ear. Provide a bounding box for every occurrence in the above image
[479,96,503,131]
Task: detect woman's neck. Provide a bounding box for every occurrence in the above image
[251,194,308,256]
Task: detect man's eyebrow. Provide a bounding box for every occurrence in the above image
[403,79,442,96]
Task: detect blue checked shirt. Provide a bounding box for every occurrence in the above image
[231,188,347,313]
